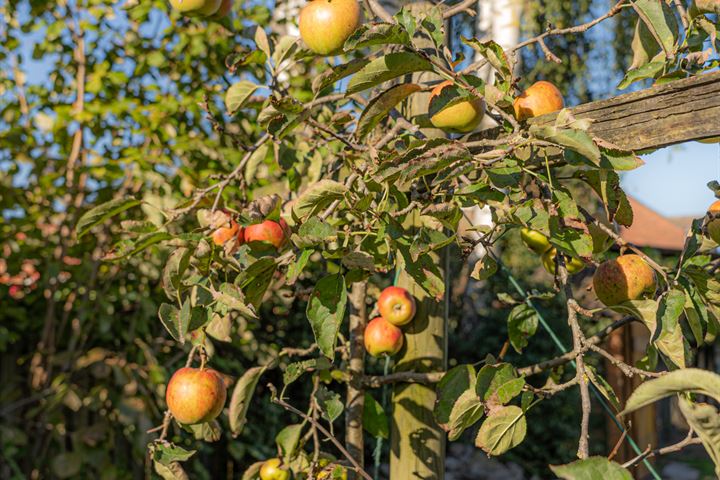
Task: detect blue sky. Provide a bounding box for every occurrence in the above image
[622,142,720,218]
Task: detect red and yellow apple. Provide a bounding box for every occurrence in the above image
[169,0,221,16]
[513,81,564,121]
[520,228,551,254]
[364,317,403,357]
[299,0,361,55]
[377,286,416,326]
[259,458,291,480]
[244,219,287,249]
[429,80,485,133]
[706,200,720,244]
[593,254,656,306]
[542,248,585,275]
[166,367,227,424]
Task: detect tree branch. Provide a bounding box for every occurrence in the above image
[621,430,702,469]
[269,384,374,480]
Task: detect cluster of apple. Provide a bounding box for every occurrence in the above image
[519,227,657,307]
[363,286,417,357]
[169,0,232,19]
[208,209,288,253]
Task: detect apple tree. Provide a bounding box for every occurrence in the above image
[23,0,720,478]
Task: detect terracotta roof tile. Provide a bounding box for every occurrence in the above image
[619,197,689,251]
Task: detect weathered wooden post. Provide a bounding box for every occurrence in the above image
[389,3,448,478]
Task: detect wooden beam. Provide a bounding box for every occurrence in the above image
[476,71,720,151]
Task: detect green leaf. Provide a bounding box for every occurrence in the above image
[287,249,312,285]
[315,386,344,423]
[158,303,185,344]
[462,38,511,81]
[162,247,192,300]
[474,405,526,455]
[550,457,632,480]
[530,125,601,164]
[76,197,141,238]
[235,258,277,309]
[356,83,421,141]
[283,358,330,386]
[631,0,678,59]
[296,216,336,246]
[306,274,347,360]
[618,61,665,90]
[507,304,539,353]
[154,461,189,480]
[346,52,433,95]
[599,147,645,171]
[476,363,517,401]
[153,444,196,466]
[215,283,258,319]
[241,462,265,480]
[471,255,497,281]
[585,365,621,411]
[363,392,389,439]
[312,58,369,93]
[678,397,720,477]
[344,23,411,51]
[342,251,375,271]
[225,81,260,115]
[434,365,484,441]
[612,299,687,368]
[293,180,347,221]
[621,369,720,415]
[276,424,303,459]
[579,170,634,227]
[187,420,221,442]
[229,365,267,436]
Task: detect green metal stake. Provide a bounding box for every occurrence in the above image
[502,265,661,480]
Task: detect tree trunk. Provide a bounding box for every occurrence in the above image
[346,281,368,479]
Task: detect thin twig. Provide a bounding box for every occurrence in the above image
[585,343,664,378]
[442,0,476,19]
[269,384,374,480]
[621,430,702,469]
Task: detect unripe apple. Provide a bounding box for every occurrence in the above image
[377,286,416,326]
[299,0,361,55]
[259,458,291,480]
[169,0,222,16]
[165,367,227,424]
[520,228,551,254]
[212,0,233,18]
[244,219,287,249]
[593,254,656,306]
[429,80,485,133]
[513,80,564,121]
[706,200,720,244]
[542,248,585,275]
[364,317,403,357]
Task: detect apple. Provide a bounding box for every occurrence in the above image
[165,367,227,424]
[520,228,551,254]
[169,0,222,16]
[593,254,656,306]
[212,0,233,18]
[259,458,290,480]
[706,200,720,244]
[244,219,287,249]
[377,286,416,326]
[513,80,564,121]
[542,248,585,275]
[299,0,361,55]
[429,80,485,133]
[364,317,403,357]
